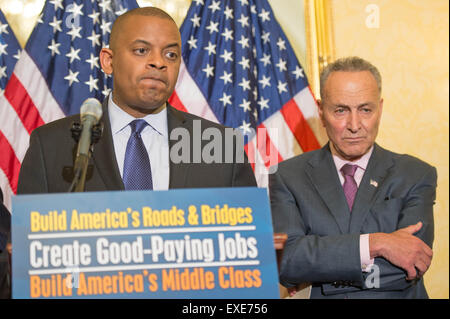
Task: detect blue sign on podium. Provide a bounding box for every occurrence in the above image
[12,187,280,299]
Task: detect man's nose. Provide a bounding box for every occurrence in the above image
[147,52,165,69]
[347,111,361,132]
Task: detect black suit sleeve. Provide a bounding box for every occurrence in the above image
[231,161,257,187]
[0,188,10,298]
[0,188,10,253]
[231,134,257,187]
[17,129,49,194]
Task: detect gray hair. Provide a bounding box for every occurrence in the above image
[320,56,382,99]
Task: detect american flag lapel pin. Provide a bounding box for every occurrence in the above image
[370,179,378,187]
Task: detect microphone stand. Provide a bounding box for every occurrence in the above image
[68,122,103,192]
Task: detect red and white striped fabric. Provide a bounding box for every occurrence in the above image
[174,0,327,188]
[170,60,327,188]
[0,0,139,210]
[0,51,66,210]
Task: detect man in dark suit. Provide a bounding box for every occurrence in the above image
[18,7,256,194]
[270,56,436,298]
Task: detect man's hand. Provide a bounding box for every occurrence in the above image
[369,222,433,280]
[287,286,298,297]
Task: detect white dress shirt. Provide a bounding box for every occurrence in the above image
[108,95,170,190]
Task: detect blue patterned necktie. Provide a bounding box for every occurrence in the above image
[123,119,153,190]
[341,163,358,211]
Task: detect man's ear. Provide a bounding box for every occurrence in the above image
[317,99,326,127]
[100,48,113,75]
[317,99,323,116]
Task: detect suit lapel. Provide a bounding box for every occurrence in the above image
[167,105,190,189]
[92,99,124,190]
[349,144,394,232]
[306,144,351,234]
[92,102,191,190]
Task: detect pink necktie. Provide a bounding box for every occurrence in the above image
[341,164,358,211]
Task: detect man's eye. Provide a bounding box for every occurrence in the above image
[134,48,147,55]
[165,51,178,59]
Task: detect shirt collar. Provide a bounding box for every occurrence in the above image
[331,143,374,172]
[108,94,168,137]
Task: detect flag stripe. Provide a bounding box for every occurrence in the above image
[0,131,21,193]
[0,96,30,162]
[263,108,302,160]
[281,94,321,152]
[173,60,220,124]
[256,123,283,168]
[249,136,270,188]
[293,86,327,146]
[13,51,66,124]
[0,169,14,213]
[4,74,45,135]
[168,91,188,113]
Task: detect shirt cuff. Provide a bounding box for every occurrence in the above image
[360,234,375,272]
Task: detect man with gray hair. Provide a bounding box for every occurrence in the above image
[270,56,436,298]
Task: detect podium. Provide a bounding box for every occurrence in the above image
[11,187,281,299]
[7,234,287,297]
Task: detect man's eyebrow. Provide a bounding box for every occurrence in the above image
[165,42,181,50]
[333,103,350,108]
[333,102,372,108]
[131,39,151,46]
[131,39,180,50]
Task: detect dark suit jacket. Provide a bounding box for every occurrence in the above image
[0,188,11,299]
[17,102,257,194]
[269,143,437,299]
[0,189,9,253]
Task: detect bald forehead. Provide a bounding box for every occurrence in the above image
[109,8,178,50]
[322,71,380,100]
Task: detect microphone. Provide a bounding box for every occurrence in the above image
[71,98,102,192]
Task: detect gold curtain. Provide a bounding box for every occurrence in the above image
[304,0,334,99]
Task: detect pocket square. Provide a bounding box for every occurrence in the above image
[370,179,378,187]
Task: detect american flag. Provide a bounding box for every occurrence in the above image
[0,0,138,210]
[170,0,326,187]
[0,10,20,94]
[0,9,21,211]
